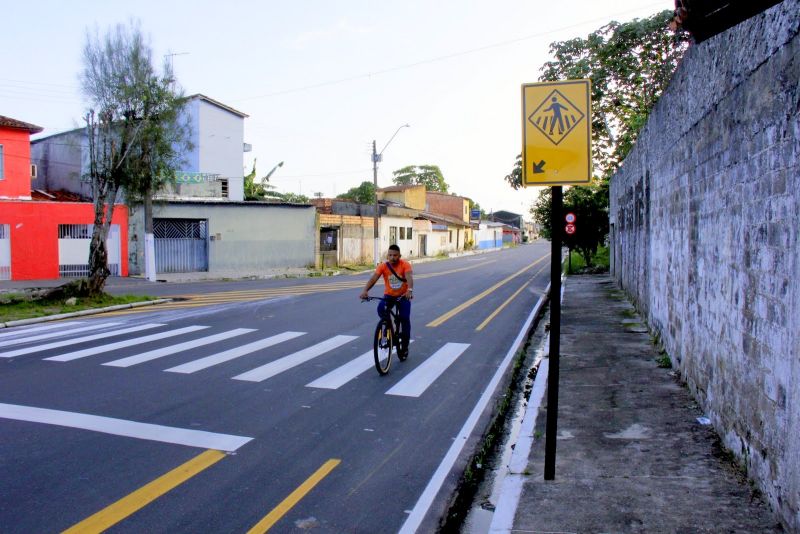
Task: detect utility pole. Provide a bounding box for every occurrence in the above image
[372,140,380,265]
[370,124,410,265]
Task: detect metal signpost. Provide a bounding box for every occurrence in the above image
[521,79,591,480]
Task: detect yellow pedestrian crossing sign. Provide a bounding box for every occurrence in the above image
[521,80,592,186]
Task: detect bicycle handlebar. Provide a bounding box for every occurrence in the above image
[360,295,407,303]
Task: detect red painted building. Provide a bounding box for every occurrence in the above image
[0,115,128,280]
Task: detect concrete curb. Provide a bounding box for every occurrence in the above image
[0,299,173,329]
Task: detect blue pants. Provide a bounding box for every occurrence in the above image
[377,296,411,347]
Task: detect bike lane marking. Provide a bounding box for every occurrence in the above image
[63,449,226,534]
[246,459,341,534]
[425,255,549,327]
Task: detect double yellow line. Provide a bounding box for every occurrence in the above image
[427,255,549,328]
[105,260,496,316]
[65,452,340,533]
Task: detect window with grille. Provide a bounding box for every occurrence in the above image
[407,227,412,239]
[153,219,208,239]
[400,227,405,240]
[389,226,397,245]
[0,145,4,180]
[58,224,92,239]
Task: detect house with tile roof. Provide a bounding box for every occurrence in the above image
[0,115,128,280]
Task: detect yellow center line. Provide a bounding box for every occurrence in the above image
[247,459,341,534]
[426,255,550,328]
[475,262,550,331]
[63,449,225,534]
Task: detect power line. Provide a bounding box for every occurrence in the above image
[232,2,665,102]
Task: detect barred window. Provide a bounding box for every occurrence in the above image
[58,224,91,239]
[0,224,8,239]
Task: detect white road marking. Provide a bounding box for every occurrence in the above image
[164,331,305,374]
[306,350,373,389]
[103,328,255,368]
[0,402,252,452]
[306,340,415,389]
[233,335,358,383]
[0,321,86,339]
[45,326,209,362]
[0,324,164,358]
[386,343,470,397]
[0,322,122,347]
[398,291,548,534]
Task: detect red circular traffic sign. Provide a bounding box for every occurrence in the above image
[565,212,576,223]
[565,223,576,235]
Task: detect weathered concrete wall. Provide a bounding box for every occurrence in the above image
[608,2,799,530]
[129,201,316,274]
[318,213,372,264]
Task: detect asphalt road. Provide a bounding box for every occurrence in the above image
[0,243,551,533]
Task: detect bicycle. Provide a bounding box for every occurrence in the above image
[361,296,408,375]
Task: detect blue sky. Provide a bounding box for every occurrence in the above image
[2,0,668,214]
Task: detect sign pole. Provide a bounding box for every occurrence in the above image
[545,185,562,480]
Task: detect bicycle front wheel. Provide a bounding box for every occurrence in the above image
[373,319,393,375]
[396,319,408,361]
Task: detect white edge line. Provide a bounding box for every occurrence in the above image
[0,402,252,452]
[398,283,550,534]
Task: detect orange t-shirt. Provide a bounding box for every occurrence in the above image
[375,260,413,297]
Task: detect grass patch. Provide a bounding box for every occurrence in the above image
[565,245,610,275]
[656,352,672,368]
[0,293,156,323]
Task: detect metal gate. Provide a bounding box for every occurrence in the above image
[153,218,208,273]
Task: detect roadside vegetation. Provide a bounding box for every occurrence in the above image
[0,292,155,324]
[565,245,610,274]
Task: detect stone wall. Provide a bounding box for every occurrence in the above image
[608,1,799,530]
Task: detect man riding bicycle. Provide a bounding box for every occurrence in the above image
[359,244,414,357]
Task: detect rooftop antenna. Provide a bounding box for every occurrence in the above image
[164,52,189,85]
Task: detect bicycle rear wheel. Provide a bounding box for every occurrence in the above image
[373,319,393,375]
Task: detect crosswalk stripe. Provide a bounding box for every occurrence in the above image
[0,321,86,340]
[233,335,358,383]
[103,328,255,368]
[45,326,210,362]
[0,322,123,347]
[305,350,374,389]
[164,331,306,374]
[386,343,470,397]
[0,324,165,358]
[306,340,415,389]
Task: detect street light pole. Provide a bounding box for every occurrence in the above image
[371,124,409,265]
[372,140,380,266]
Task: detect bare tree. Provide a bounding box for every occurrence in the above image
[81,21,189,295]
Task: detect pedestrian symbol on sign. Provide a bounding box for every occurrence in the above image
[528,90,586,146]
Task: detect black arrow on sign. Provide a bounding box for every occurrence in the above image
[533,160,546,173]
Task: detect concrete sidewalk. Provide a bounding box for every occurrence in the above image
[495,274,783,533]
